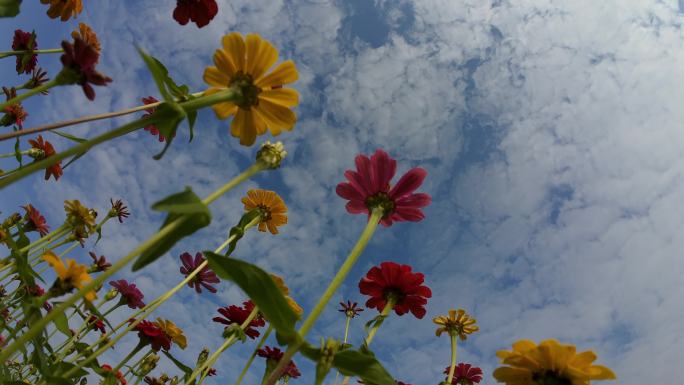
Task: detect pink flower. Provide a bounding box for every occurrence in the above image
[179,252,220,294]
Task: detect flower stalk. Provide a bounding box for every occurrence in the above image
[0,79,59,111]
[446,334,458,384]
[235,325,273,385]
[0,48,63,58]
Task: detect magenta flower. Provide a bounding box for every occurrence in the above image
[12,29,38,74]
[110,279,146,309]
[444,363,484,385]
[179,252,220,294]
[213,300,265,339]
[59,37,112,101]
[336,149,431,227]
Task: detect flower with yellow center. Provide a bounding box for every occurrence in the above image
[71,23,101,56]
[155,318,187,349]
[40,0,83,21]
[42,251,96,301]
[433,308,479,340]
[203,32,299,146]
[493,340,616,385]
[241,189,288,235]
[64,199,96,231]
[271,274,304,318]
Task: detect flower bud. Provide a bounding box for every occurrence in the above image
[104,288,118,301]
[256,141,287,169]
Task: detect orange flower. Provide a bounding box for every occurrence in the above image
[71,23,101,56]
[43,251,96,301]
[241,189,288,234]
[40,0,83,21]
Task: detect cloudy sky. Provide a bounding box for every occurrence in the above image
[1,0,684,384]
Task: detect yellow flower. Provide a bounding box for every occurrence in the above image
[64,200,96,231]
[433,308,479,340]
[155,318,187,349]
[40,0,83,21]
[42,251,96,301]
[203,33,299,146]
[71,23,101,56]
[271,274,304,318]
[493,340,617,385]
[241,189,288,234]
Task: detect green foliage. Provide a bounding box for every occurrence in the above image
[300,342,395,385]
[53,131,87,170]
[224,209,262,256]
[0,0,21,18]
[52,309,71,337]
[132,187,211,271]
[163,350,193,375]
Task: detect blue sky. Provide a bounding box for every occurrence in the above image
[2,1,684,384]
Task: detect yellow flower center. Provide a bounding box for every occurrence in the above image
[229,71,262,109]
[533,371,572,385]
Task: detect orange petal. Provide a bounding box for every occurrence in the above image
[245,34,278,80]
[256,60,298,88]
[254,99,296,136]
[259,88,299,108]
[222,32,246,71]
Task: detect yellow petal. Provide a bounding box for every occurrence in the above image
[588,365,616,380]
[231,109,259,146]
[254,99,296,136]
[492,367,533,382]
[260,88,299,109]
[512,340,537,353]
[222,32,246,71]
[43,251,66,279]
[245,34,278,80]
[204,66,230,88]
[569,351,598,368]
[214,49,237,80]
[256,60,298,88]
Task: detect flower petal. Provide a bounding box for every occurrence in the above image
[246,34,277,80]
[389,167,427,199]
[256,60,298,88]
[222,32,246,71]
[259,88,299,107]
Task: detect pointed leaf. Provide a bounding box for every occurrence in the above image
[163,350,193,375]
[224,209,261,256]
[52,310,71,337]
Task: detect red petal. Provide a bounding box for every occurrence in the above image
[395,193,431,209]
[389,167,427,199]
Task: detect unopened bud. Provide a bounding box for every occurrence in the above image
[104,288,118,301]
[256,141,287,169]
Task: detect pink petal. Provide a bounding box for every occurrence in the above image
[395,193,431,209]
[389,167,427,199]
[370,149,396,193]
[336,182,365,202]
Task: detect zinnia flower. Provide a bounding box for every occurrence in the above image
[444,364,483,385]
[336,149,431,227]
[22,204,49,236]
[109,198,130,223]
[359,261,432,319]
[493,340,617,385]
[12,29,37,74]
[140,96,175,142]
[433,309,479,340]
[2,104,28,128]
[339,300,364,318]
[173,0,219,28]
[42,251,96,301]
[284,361,301,379]
[71,23,101,56]
[212,300,265,339]
[258,346,284,361]
[64,199,96,232]
[110,279,146,309]
[155,318,187,349]
[179,252,220,294]
[203,32,299,146]
[40,0,83,21]
[89,252,111,272]
[271,274,304,317]
[27,135,63,181]
[134,320,172,352]
[88,314,106,334]
[59,37,112,101]
[241,189,288,234]
[101,364,127,385]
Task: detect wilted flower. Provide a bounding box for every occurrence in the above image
[444,364,483,385]
[109,280,145,309]
[40,0,83,21]
[22,204,49,236]
[24,67,50,93]
[43,251,96,301]
[241,189,288,234]
[89,252,111,272]
[212,300,265,339]
[27,135,63,181]
[257,346,284,361]
[359,261,432,319]
[339,300,364,318]
[11,29,37,74]
[109,199,130,223]
[179,252,220,294]
[173,0,219,28]
[58,37,112,101]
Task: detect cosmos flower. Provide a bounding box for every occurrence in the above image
[42,251,96,301]
[173,0,219,28]
[444,364,484,385]
[179,252,220,294]
[40,0,83,21]
[336,149,431,227]
[155,318,187,349]
[89,252,111,272]
[11,29,37,74]
[71,23,101,56]
[212,300,265,339]
[22,204,49,236]
[338,300,364,318]
[203,33,299,146]
[59,37,112,101]
[109,199,130,223]
[493,340,616,385]
[359,261,432,319]
[109,279,146,309]
[134,320,172,352]
[27,135,63,181]
[433,309,479,340]
[241,189,288,234]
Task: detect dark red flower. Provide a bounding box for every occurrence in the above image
[110,279,146,309]
[21,204,49,236]
[109,199,130,223]
[134,320,172,351]
[141,96,165,142]
[102,364,127,385]
[59,37,112,101]
[88,314,106,334]
[336,149,431,227]
[173,0,219,28]
[284,361,301,379]
[179,252,220,294]
[25,284,52,311]
[359,261,432,319]
[444,363,483,385]
[2,104,28,128]
[213,300,265,339]
[12,29,38,74]
[205,368,217,377]
[339,300,364,318]
[27,135,63,181]
[257,346,284,361]
[89,252,111,272]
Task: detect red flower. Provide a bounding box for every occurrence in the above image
[359,262,432,319]
[173,0,219,28]
[134,320,172,351]
[2,104,28,128]
[12,30,38,74]
[179,252,220,294]
[21,204,49,236]
[284,361,301,379]
[102,364,127,385]
[257,346,284,361]
[27,135,63,181]
[88,314,106,334]
[110,280,146,309]
[444,364,483,385]
[25,284,52,311]
[336,149,431,227]
[141,96,165,142]
[338,300,364,318]
[59,37,112,101]
[212,300,265,339]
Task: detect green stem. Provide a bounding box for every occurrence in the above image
[264,209,384,385]
[113,342,144,372]
[446,334,458,384]
[0,149,30,159]
[0,79,58,111]
[363,298,395,347]
[19,224,69,254]
[332,316,352,385]
[236,325,273,385]
[0,48,63,58]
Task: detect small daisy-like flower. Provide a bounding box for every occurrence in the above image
[212,300,265,339]
[336,149,431,227]
[64,199,96,232]
[140,96,175,142]
[109,199,130,223]
[258,346,284,361]
[359,261,432,319]
[42,251,96,301]
[27,135,63,181]
[444,364,484,385]
[101,364,127,385]
[71,23,101,56]
[21,204,49,236]
[109,279,146,309]
[25,67,50,93]
[433,309,479,341]
[339,300,364,318]
[58,37,112,101]
[2,104,28,128]
[40,0,83,21]
[88,314,106,334]
[179,252,220,294]
[173,0,219,28]
[155,318,187,349]
[134,320,172,352]
[241,189,288,234]
[89,252,111,272]
[11,29,37,74]
[203,33,299,146]
[493,340,616,385]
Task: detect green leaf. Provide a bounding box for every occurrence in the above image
[137,47,173,102]
[0,0,21,18]
[53,130,89,170]
[224,209,261,256]
[132,187,211,271]
[331,349,395,385]
[187,110,197,142]
[53,311,71,337]
[150,102,185,160]
[50,361,88,379]
[204,252,299,342]
[13,133,21,166]
[162,350,192,375]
